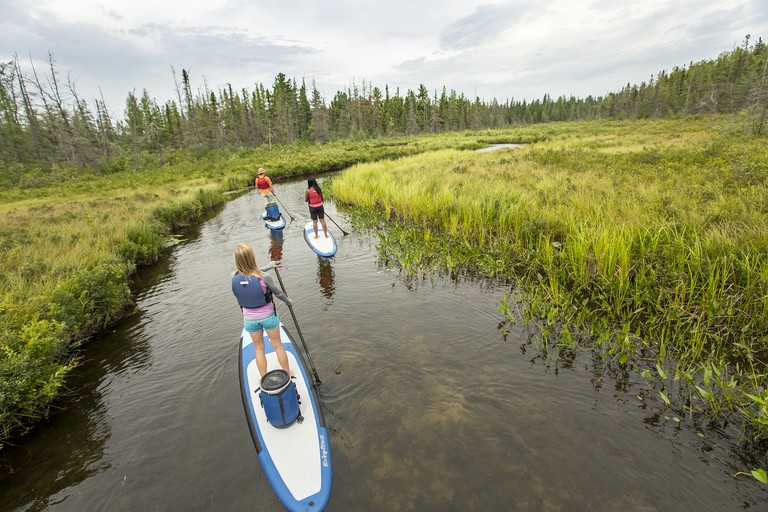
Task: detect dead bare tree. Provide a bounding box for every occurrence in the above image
[14,54,45,161]
[750,54,768,134]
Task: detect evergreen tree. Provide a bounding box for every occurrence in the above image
[3,37,768,171]
[309,79,331,142]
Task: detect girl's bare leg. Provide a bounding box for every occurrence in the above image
[265,326,293,375]
[249,331,268,376]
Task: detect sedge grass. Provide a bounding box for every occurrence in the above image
[333,115,768,444]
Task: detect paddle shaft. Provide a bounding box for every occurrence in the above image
[273,267,321,385]
[323,212,349,236]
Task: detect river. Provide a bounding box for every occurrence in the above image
[1,176,766,511]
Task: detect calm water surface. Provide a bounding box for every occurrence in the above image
[1,177,766,511]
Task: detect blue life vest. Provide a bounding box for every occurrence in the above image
[231,273,273,308]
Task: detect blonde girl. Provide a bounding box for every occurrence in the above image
[232,243,293,376]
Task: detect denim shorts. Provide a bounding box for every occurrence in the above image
[244,313,280,332]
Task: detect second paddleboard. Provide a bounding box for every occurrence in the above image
[303,221,336,257]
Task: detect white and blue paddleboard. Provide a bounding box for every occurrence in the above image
[303,222,337,257]
[238,323,332,511]
[262,211,286,230]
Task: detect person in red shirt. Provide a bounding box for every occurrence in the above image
[305,178,329,239]
[255,168,275,205]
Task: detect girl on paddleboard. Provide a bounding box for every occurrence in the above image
[232,243,294,376]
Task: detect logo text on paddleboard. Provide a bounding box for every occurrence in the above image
[320,435,329,467]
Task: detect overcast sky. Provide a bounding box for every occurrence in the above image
[2,0,767,118]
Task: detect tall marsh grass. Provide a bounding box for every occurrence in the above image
[333,116,768,443]
[0,183,222,442]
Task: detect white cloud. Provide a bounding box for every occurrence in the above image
[1,0,766,116]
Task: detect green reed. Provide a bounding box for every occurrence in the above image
[334,116,768,444]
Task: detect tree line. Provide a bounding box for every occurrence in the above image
[1,36,766,173]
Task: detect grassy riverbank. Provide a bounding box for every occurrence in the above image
[0,136,469,446]
[332,115,768,451]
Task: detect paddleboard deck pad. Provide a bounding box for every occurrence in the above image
[262,211,286,230]
[303,221,337,257]
[239,323,332,511]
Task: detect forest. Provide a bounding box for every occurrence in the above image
[1,36,767,178]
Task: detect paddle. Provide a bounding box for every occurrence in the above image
[324,212,349,236]
[271,193,296,222]
[273,266,322,385]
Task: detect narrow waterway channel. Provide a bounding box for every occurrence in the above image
[1,176,766,511]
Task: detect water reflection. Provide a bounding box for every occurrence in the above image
[0,308,157,511]
[476,143,522,152]
[317,258,335,300]
[0,377,109,511]
[268,229,284,262]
